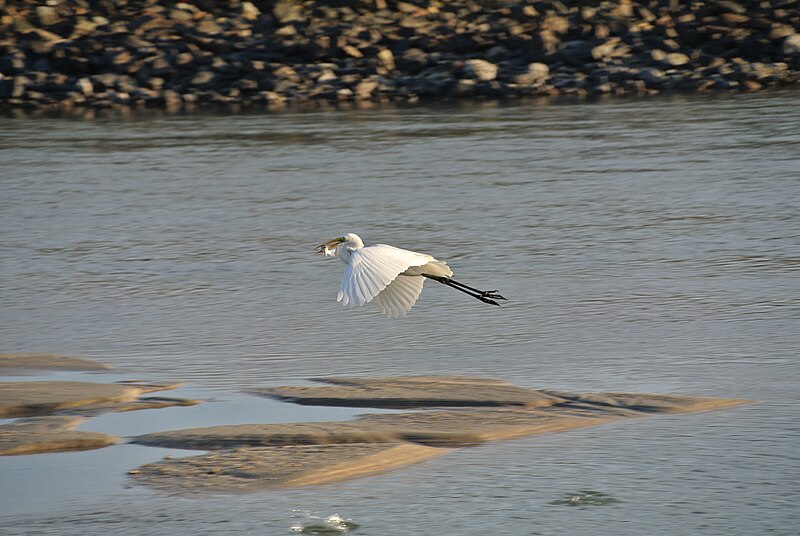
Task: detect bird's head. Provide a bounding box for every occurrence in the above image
[315,232,364,256]
[315,235,346,256]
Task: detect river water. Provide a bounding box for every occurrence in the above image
[1,93,798,535]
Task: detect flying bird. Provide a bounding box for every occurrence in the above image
[315,232,506,317]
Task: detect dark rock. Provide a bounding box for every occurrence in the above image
[0,50,27,74]
[397,48,430,73]
[711,75,738,89]
[257,77,274,91]
[444,33,484,55]
[738,36,773,59]
[31,56,52,72]
[0,78,14,99]
[637,67,666,87]
[559,40,593,65]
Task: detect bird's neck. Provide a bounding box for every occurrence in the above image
[338,244,362,264]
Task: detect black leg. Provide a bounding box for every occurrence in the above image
[423,275,506,306]
[446,278,507,300]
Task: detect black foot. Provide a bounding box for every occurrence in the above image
[478,296,501,306]
[481,290,507,300]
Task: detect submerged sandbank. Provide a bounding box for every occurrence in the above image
[130,376,748,493]
[0,352,111,372]
[0,354,199,456]
[1,354,748,491]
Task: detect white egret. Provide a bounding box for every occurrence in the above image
[315,232,506,317]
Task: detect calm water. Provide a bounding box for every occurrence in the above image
[1,93,798,535]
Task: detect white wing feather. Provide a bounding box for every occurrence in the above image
[376,275,426,318]
[337,244,433,308]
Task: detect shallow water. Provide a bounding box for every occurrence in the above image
[1,93,799,534]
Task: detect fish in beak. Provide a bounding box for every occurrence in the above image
[315,237,345,256]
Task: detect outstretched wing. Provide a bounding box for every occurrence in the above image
[376,275,426,318]
[338,244,432,308]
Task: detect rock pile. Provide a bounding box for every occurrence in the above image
[1,0,799,111]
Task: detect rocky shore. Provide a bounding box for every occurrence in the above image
[1,0,799,113]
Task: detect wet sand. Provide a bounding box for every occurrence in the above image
[0,353,199,455]
[131,376,748,493]
[0,353,111,372]
[1,354,747,493]
[0,416,117,456]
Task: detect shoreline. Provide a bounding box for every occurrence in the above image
[3,87,795,121]
[1,1,798,114]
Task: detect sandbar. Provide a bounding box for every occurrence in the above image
[130,376,748,493]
